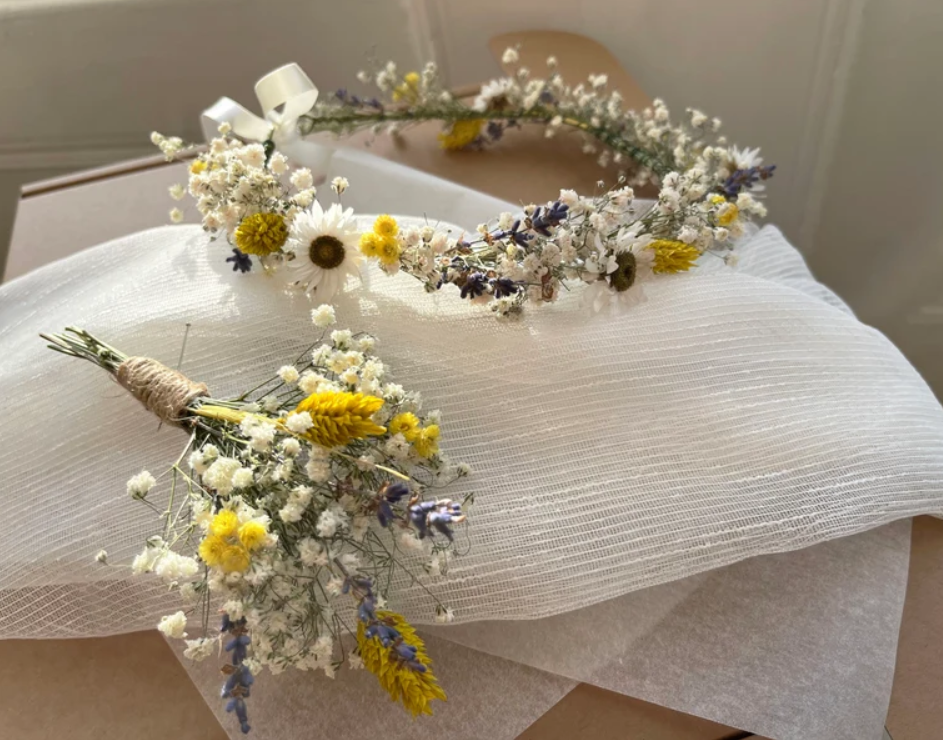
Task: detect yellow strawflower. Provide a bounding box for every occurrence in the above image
[234,212,289,256]
[392,72,421,104]
[438,119,484,150]
[359,231,381,258]
[291,391,386,447]
[373,215,399,239]
[210,510,239,538]
[221,545,250,573]
[718,203,740,227]
[709,194,740,227]
[649,239,701,274]
[377,236,402,266]
[388,412,421,440]
[237,521,268,552]
[413,425,440,458]
[198,534,227,568]
[357,611,447,716]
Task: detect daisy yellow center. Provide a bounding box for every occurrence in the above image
[610,252,637,292]
[309,235,346,269]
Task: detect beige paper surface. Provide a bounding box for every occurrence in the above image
[174,521,908,740]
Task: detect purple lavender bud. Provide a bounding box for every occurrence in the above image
[384,481,410,503]
[492,277,520,298]
[226,249,252,274]
[460,272,487,300]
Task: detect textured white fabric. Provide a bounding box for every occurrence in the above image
[1,218,942,639]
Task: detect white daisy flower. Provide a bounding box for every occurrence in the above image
[284,202,362,300]
[728,145,763,170]
[473,78,514,112]
[584,235,655,314]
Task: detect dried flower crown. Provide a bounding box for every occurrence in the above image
[156,50,774,318]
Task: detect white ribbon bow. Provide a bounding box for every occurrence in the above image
[201,63,333,176]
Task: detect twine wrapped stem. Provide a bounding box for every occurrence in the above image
[115,356,208,426]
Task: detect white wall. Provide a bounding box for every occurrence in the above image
[809,0,943,392]
[0,0,428,254]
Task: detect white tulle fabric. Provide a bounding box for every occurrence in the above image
[1,217,942,639]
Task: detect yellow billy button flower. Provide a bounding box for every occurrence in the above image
[221,545,250,573]
[237,521,267,552]
[210,510,239,538]
[649,239,702,274]
[413,424,440,458]
[372,215,399,239]
[359,231,381,258]
[377,236,402,266]
[234,212,289,256]
[290,390,386,448]
[357,611,447,716]
[438,119,484,150]
[198,534,227,568]
[388,412,421,441]
[200,510,265,572]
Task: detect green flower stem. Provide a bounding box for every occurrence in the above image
[299,105,670,177]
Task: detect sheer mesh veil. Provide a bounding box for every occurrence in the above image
[1,216,942,639]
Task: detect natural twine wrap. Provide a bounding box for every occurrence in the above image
[115,356,209,426]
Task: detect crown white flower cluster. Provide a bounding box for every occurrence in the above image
[154,128,370,302]
[158,47,774,316]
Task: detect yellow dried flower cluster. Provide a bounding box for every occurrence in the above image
[392,72,421,104]
[291,390,386,447]
[359,215,402,266]
[198,510,267,573]
[357,610,447,716]
[389,412,440,458]
[438,118,484,150]
[649,239,702,274]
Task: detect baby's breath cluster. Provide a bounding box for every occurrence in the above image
[43,320,470,733]
[154,126,364,303]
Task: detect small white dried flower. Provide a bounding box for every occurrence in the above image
[311,304,336,328]
[434,605,455,624]
[278,365,300,384]
[126,471,156,499]
[331,176,349,194]
[157,611,187,639]
[290,168,314,190]
[286,411,314,434]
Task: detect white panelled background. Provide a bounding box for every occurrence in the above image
[3,0,943,392]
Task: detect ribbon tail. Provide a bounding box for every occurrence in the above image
[201,97,273,144]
